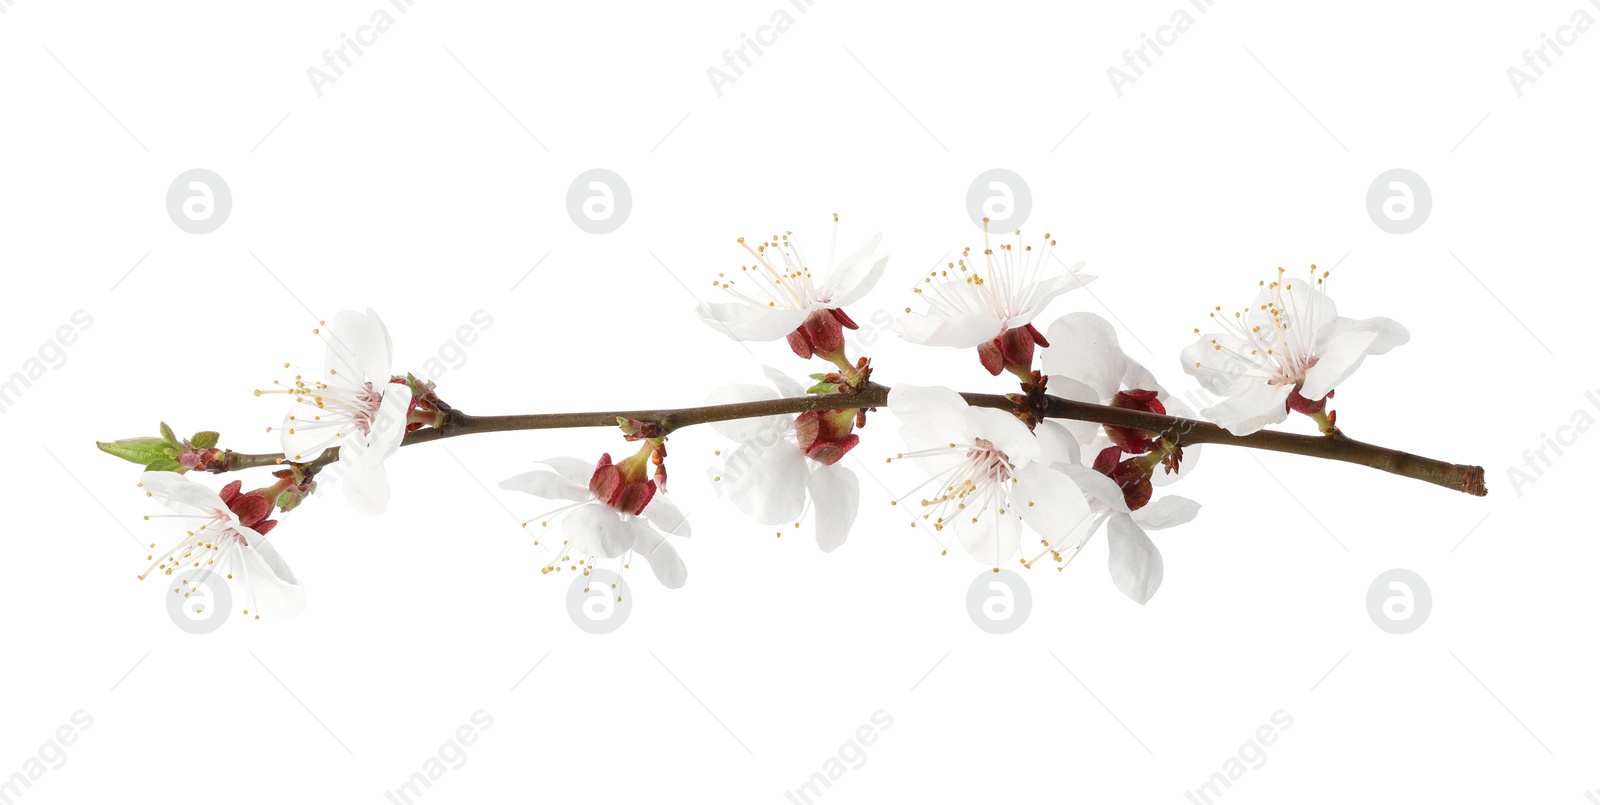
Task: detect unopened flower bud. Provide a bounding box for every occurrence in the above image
[1107,389,1167,453]
[978,323,1050,377]
[786,308,857,359]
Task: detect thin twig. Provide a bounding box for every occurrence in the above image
[209,382,1486,496]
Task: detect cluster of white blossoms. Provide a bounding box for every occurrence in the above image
[111,217,1409,620]
[697,224,1404,605]
[126,309,425,620]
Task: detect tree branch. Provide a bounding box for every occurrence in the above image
[209,382,1487,497]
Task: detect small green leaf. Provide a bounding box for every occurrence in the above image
[159,422,179,447]
[807,381,844,395]
[97,437,175,466]
[275,485,314,512]
[143,458,185,473]
[191,431,220,450]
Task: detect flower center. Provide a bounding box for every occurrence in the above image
[706,232,818,311]
[712,216,855,311]
[893,438,1018,533]
[966,438,1014,484]
[912,228,1058,325]
[349,382,384,435]
[1198,266,1333,386]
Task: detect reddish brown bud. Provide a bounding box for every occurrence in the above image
[795,409,861,466]
[1286,387,1328,414]
[804,433,859,466]
[589,456,621,502]
[615,479,656,516]
[219,478,284,536]
[788,309,848,359]
[977,338,1005,376]
[1093,445,1122,476]
[1107,389,1168,453]
[1092,445,1155,511]
[998,325,1037,368]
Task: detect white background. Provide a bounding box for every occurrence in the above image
[1,1,1595,802]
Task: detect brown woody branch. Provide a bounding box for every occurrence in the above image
[209,382,1485,496]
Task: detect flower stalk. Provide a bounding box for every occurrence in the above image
[196,382,1486,497]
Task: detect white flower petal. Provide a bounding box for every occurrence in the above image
[1180,333,1263,397]
[340,455,391,515]
[642,494,692,538]
[1107,513,1164,605]
[241,536,306,618]
[1013,463,1095,548]
[499,470,589,503]
[892,312,1002,349]
[955,507,1023,567]
[695,301,809,342]
[140,471,225,517]
[564,503,636,558]
[1300,327,1383,401]
[888,384,968,447]
[539,456,595,487]
[822,234,888,308]
[362,383,413,461]
[726,443,808,525]
[1054,463,1131,514]
[1247,280,1337,337]
[706,383,786,442]
[1123,357,1164,395]
[1002,266,1094,330]
[806,463,859,553]
[1042,312,1127,401]
[761,364,808,399]
[1355,316,1410,355]
[1202,382,1294,436]
[323,309,393,385]
[962,407,1040,469]
[1133,495,1201,530]
[629,519,688,589]
[1034,420,1081,468]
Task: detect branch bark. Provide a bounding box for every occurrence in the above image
[212,382,1487,497]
